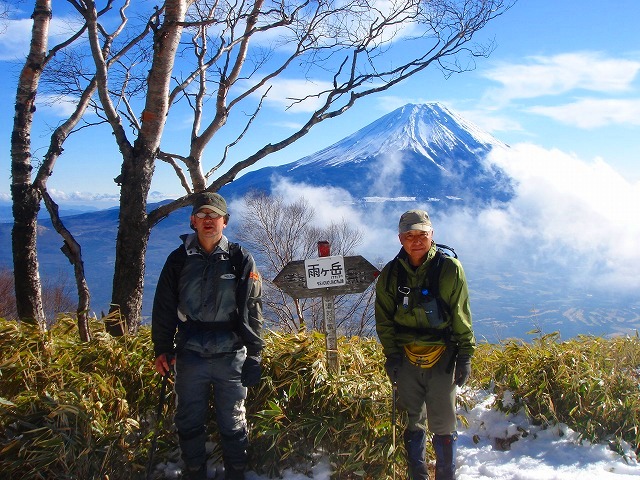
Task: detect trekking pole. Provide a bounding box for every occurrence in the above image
[391,368,398,480]
[146,357,173,480]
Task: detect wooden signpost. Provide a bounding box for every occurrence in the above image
[273,241,379,371]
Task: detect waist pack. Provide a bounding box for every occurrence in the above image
[404,344,446,368]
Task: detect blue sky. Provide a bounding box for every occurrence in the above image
[1,1,639,323]
[1,0,639,203]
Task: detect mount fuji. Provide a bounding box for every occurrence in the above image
[1,103,638,341]
[220,103,514,207]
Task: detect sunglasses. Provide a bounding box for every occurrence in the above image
[194,211,222,219]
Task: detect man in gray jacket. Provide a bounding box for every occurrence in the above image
[152,192,264,480]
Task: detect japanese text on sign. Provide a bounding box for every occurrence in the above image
[304,255,346,289]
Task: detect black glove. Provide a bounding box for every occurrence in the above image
[454,354,472,387]
[384,353,403,380]
[241,355,262,387]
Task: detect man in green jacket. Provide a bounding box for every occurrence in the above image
[375,209,475,480]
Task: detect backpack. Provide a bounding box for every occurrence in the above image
[172,240,244,279]
[385,243,457,338]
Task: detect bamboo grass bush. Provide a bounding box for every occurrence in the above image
[248,331,405,478]
[473,332,640,457]
[1,316,639,479]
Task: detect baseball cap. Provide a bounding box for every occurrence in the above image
[191,192,228,216]
[398,209,432,234]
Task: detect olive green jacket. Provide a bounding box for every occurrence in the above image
[375,243,476,358]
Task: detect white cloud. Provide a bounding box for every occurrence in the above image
[224,144,640,295]
[256,145,640,293]
[0,15,86,61]
[221,139,640,296]
[269,177,362,229]
[369,151,405,198]
[450,144,640,292]
[229,176,395,255]
[13,189,179,209]
[483,52,640,103]
[37,93,86,118]
[269,120,306,131]
[528,98,640,128]
[46,189,120,205]
[0,17,32,61]
[457,108,526,134]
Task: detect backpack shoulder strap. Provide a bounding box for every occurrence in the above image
[428,247,455,318]
[383,256,406,307]
[426,249,445,296]
[386,244,456,308]
[228,241,245,278]
[435,243,457,259]
[169,244,188,272]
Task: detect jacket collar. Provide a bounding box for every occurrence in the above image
[180,232,230,256]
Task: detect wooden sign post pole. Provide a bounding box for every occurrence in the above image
[318,241,339,372]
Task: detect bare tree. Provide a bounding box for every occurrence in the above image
[10,0,52,330]
[9,0,151,340]
[12,0,515,335]
[236,192,318,332]
[234,191,374,335]
[0,268,76,323]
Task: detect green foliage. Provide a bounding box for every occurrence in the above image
[248,331,404,478]
[473,332,640,454]
[0,316,159,479]
[1,318,638,479]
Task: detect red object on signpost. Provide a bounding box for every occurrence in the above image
[317,241,330,257]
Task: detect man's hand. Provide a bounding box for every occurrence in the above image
[384,353,403,380]
[241,355,262,387]
[154,353,175,376]
[454,355,471,387]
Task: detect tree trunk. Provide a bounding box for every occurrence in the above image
[106,1,188,335]
[11,188,45,327]
[10,0,51,329]
[42,192,91,341]
[106,148,154,335]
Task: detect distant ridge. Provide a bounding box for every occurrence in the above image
[2,103,639,342]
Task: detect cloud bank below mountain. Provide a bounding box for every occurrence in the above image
[237,143,640,297]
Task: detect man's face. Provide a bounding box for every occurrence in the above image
[399,228,433,266]
[191,207,227,241]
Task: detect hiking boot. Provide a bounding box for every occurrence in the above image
[404,429,429,480]
[223,463,245,480]
[184,464,207,480]
[432,432,458,480]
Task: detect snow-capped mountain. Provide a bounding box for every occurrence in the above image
[2,103,638,341]
[221,103,514,206]
[295,102,503,167]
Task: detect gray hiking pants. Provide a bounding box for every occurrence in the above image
[174,348,248,469]
[396,347,457,435]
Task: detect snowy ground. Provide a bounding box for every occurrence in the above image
[153,390,640,480]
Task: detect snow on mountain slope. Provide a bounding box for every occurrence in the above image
[221,102,513,206]
[292,103,505,168]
